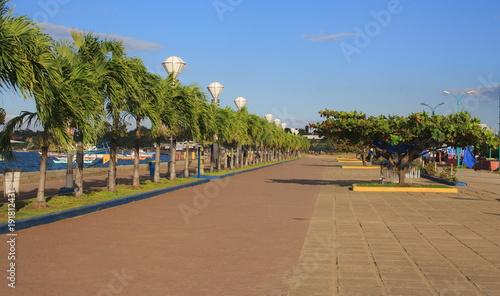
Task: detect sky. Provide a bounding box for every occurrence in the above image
[3,0,500,133]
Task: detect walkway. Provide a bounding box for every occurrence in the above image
[1,156,499,295]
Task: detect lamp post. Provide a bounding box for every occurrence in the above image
[442,90,475,112]
[234,96,247,110]
[442,90,474,168]
[421,102,445,115]
[207,82,224,173]
[208,82,224,106]
[162,56,186,79]
[163,56,186,180]
[234,97,247,168]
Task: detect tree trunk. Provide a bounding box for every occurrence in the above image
[65,150,73,188]
[74,130,84,197]
[236,144,240,168]
[230,147,234,170]
[108,116,119,192]
[199,146,205,175]
[218,145,223,171]
[132,119,141,188]
[34,146,48,208]
[397,166,407,186]
[210,143,217,173]
[361,147,367,166]
[154,137,161,183]
[184,141,190,178]
[169,136,177,180]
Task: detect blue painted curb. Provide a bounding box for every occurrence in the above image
[0,179,210,235]
[190,159,300,179]
[421,174,468,186]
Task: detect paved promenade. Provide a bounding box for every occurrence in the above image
[1,156,499,295]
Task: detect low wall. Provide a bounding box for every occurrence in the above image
[0,164,151,186]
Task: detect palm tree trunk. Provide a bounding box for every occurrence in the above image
[74,130,84,197]
[169,136,177,180]
[154,137,161,183]
[236,144,241,168]
[65,150,73,188]
[108,116,119,192]
[34,146,48,208]
[230,147,234,170]
[199,146,205,176]
[217,145,223,171]
[132,119,141,188]
[210,143,216,173]
[184,141,190,178]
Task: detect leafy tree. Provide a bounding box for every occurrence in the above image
[311,110,376,165]
[313,110,499,185]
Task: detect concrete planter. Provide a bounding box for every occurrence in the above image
[352,184,458,193]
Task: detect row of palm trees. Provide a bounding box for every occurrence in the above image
[0,0,310,207]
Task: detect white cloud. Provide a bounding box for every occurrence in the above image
[302,31,357,42]
[39,22,163,52]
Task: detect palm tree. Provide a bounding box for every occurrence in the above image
[0,0,53,95]
[50,39,103,197]
[150,74,176,183]
[164,83,201,179]
[0,60,83,207]
[178,84,207,177]
[122,57,160,188]
[71,32,128,193]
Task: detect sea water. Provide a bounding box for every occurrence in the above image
[0,152,171,173]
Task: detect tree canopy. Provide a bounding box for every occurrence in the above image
[312,109,499,185]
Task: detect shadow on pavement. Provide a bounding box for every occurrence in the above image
[302,164,341,168]
[266,178,373,187]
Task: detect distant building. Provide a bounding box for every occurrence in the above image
[479,124,498,136]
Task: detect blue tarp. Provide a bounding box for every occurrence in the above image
[463,147,477,169]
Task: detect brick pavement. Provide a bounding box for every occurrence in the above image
[1,156,499,295]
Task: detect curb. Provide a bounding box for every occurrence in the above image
[421,174,468,186]
[352,184,459,193]
[0,179,210,235]
[190,159,299,179]
[342,165,379,169]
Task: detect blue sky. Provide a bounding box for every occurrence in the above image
[3,0,500,133]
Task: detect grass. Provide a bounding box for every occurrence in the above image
[356,183,452,188]
[0,178,197,223]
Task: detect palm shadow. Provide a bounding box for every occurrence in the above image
[266,179,376,187]
[303,164,341,168]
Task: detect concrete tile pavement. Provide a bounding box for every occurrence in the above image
[290,156,500,296]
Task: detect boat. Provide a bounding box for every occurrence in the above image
[43,142,111,164]
[117,150,155,161]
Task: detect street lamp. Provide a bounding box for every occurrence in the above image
[234,97,247,111]
[162,56,186,79]
[163,56,186,180]
[234,97,247,168]
[421,102,445,115]
[207,82,224,106]
[442,90,475,112]
[265,114,273,123]
[207,82,224,173]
